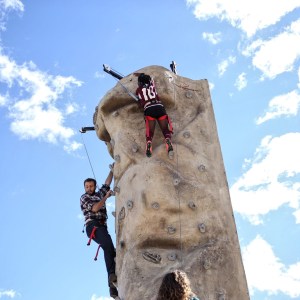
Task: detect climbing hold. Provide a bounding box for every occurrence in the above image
[167,253,177,261]
[114,154,120,162]
[185,91,193,98]
[151,202,160,210]
[203,259,211,270]
[217,289,226,300]
[167,226,176,235]
[120,240,125,248]
[142,251,161,264]
[198,223,206,233]
[112,211,116,217]
[114,186,120,193]
[118,207,125,221]
[110,139,115,147]
[198,164,206,171]
[132,144,138,153]
[188,201,197,210]
[127,200,133,210]
[112,111,119,117]
[173,178,180,186]
[183,131,190,138]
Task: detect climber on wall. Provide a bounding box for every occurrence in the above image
[80,164,118,299]
[135,73,174,158]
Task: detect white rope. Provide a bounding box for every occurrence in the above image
[168,73,184,267]
[80,132,98,186]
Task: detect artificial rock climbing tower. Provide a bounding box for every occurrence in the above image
[94,66,249,300]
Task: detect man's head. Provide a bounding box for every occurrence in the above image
[84,178,97,195]
[138,73,151,87]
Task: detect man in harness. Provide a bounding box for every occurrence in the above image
[80,165,118,299]
[135,73,174,158]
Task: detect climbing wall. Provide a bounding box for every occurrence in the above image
[94,66,249,300]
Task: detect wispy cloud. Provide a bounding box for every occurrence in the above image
[256,90,300,124]
[202,32,221,44]
[0,2,83,153]
[218,55,236,76]
[0,49,83,152]
[243,235,300,297]
[235,72,247,90]
[231,133,300,225]
[186,0,300,37]
[0,0,24,31]
[243,19,300,79]
[0,289,18,298]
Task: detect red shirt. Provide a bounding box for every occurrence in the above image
[136,79,162,110]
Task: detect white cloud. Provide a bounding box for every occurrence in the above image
[90,295,111,300]
[0,93,8,106]
[202,32,221,44]
[242,235,300,298]
[231,133,300,224]
[65,102,79,115]
[246,19,300,79]
[234,72,247,90]
[298,66,300,88]
[94,71,105,79]
[218,55,236,76]
[0,289,18,298]
[63,141,82,153]
[186,0,300,37]
[0,49,83,151]
[0,0,24,31]
[0,0,24,11]
[256,90,300,124]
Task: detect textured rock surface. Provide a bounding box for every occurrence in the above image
[94,66,249,300]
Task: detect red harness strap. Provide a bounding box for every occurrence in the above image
[145,115,156,138]
[87,226,101,261]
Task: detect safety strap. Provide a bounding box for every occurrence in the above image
[144,115,173,138]
[87,226,101,261]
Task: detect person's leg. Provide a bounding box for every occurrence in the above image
[145,117,156,157]
[91,225,116,276]
[157,117,172,140]
[157,116,174,157]
[86,224,118,298]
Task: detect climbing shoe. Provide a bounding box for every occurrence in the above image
[109,286,119,299]
[146,141,152,157]
[165,138,174,159]
[109,273,118,288]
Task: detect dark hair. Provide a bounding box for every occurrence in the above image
[157,270,192,300]
[84,178,97,187]
[138,73,151,87]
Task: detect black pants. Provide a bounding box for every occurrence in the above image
[86,221,116,285]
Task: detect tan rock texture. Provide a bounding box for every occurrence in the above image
[94,66,249,300]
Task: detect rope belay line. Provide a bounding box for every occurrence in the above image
[80,132,98,184]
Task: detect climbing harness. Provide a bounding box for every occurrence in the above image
[87,226,102,261]
[144,115,173,139]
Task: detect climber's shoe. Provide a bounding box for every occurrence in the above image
[109,286,119,299]
[109,273,118,288]
[165,138,174,159]
[146,141,152,157]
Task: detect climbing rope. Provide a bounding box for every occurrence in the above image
[167,73,184,267]
[80,132,98,185]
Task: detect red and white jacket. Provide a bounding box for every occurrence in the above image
[135,79,163,111]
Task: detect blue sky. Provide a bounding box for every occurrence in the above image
[0,1,300,299]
